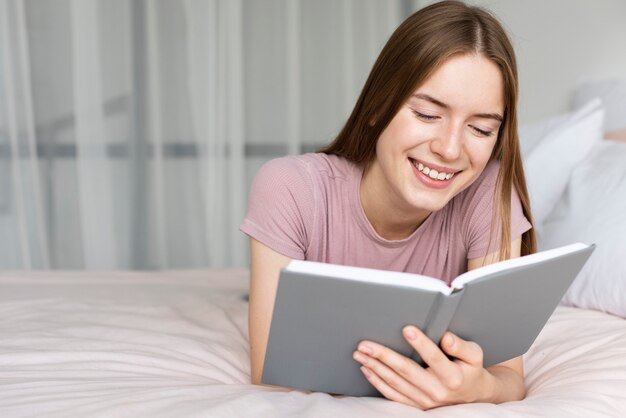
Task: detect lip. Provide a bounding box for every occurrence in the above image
[410,158,462,174]
[409,158,458,190]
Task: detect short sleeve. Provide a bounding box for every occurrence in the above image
[462,162,533,259]
[239,156,316,259]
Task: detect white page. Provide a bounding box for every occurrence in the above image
[285,260,452,295]
[451,242,589,289]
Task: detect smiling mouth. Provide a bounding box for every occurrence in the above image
[409,158,461,181]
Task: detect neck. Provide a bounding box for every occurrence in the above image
[359,164,430,241]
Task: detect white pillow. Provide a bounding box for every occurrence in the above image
[573,78,626,132]
[539,140,626,318]
[522,99,604,226]
[518,112,569,157]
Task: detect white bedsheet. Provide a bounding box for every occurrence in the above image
[0,269,625,417]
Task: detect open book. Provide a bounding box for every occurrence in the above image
[261,242,595,397]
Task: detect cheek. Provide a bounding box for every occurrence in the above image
[375,128,406,162]
[383,113,425,148]
[467,138,497,166]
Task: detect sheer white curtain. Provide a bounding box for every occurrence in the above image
[0,0,405,270]
[0,0,49,269]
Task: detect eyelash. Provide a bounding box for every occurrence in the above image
[411,110,494,137]
[412,110,439,121]
[472,126,494,137]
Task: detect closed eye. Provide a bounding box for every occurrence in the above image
[470,125,494,137]
[411,110,439,121]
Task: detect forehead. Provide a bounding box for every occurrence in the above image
[414,53,504,113]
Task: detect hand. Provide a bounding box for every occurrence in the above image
[352,326,495,409]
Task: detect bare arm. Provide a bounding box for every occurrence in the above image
[248,238,292,385]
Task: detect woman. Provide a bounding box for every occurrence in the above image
[240,0,536,409]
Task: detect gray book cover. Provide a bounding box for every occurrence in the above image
[261,243,595,397]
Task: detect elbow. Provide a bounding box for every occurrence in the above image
[516,379,527,401]
[250,355,263,385]
[251,372,261,385]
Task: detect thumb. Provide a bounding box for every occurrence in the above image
[441,332,483,366]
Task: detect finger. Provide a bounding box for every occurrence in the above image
[354,337,460,408]
[354,350,436,409]
[353,349,416,393]
[402,327,470,399]
[354,343,442,408]
[402,326,459,379]
[357,340,438,389]
[440,332,483,367]
[359,366,422,408]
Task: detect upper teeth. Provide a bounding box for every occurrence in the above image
[414,161,454,180]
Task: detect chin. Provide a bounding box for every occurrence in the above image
[419,187,457,207]
[409,197,448,213]
[424,202,448,213]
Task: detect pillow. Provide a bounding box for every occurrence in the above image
[521,99,604,226]
[518,112,569,157]
[539,140,626,318]
[573,78,626,132]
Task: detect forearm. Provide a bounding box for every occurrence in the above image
[482,364,526,403]
[248,298,269,385]
[248,238,292,385]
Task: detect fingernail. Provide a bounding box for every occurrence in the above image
[353,352,367,364]
[361,366,372,379]
[358,344,373,355]
[404,326,417,340]
[446,333,455,348]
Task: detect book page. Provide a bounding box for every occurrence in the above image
[285,260,452,295]
[451,242,589,290]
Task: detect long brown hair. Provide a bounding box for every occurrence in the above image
[320,0,536,260]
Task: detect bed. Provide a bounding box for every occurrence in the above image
[2,84,626,417]
[0,267,625,417]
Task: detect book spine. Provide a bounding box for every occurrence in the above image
[410,291,463,365]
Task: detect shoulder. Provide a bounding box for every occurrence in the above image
[256,153,355,182]
[242,153,357,259]
[249,152,357,211]
[251,153,358,201]
[454,159,532,258]
[293,152,357,182]
[449,159,498,207]
[466,159,500,194]
[453,160,500,238]
[255,154,308,180]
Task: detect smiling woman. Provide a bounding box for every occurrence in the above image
[240,0,535,410]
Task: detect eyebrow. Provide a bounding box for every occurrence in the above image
[412,93,504,123]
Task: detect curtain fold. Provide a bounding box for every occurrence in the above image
[71,0,118,269]
[0,0,404,270]
[185,0,247,268]
[0,0,49,269]
[145,0,168,267]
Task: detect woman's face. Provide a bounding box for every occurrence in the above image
[366,53,504,221]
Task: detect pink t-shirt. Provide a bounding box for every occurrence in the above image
[240,153,532,285]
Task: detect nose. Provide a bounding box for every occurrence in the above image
[430,122,462,161]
